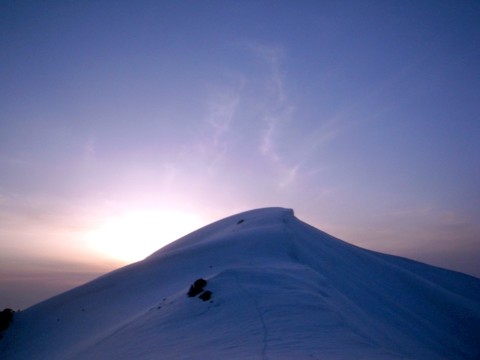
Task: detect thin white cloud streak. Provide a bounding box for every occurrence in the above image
[275,42,440,177]
[290,116,348,175]
[254,44,289,160]
[197,42,348,193]
[249,43,352,191]
[207,91,240,148]
[250,43,288,104]
[248,43,302,189]
[302,43,440,148]
[198,81,243,174]
[277,164,300,189]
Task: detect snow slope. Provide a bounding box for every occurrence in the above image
[1,207,479,359]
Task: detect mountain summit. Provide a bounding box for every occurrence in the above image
[1,207,479,359]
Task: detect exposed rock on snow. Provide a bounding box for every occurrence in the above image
[0,309,14,339]
[187,278,208,297]
[1,207,479,359]
[198,290,212,302]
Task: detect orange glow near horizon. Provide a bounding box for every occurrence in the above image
[85,209,204,263]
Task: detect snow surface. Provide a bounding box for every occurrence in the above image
[1,207,479,359]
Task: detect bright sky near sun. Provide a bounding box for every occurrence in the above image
[1,1,479,309]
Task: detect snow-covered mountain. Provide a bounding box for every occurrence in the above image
[1,207,479,359]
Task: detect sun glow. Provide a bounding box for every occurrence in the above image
[86,210,203,263]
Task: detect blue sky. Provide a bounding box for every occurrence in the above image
[1,0,479,309]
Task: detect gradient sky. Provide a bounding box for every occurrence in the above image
[1,0,479,309]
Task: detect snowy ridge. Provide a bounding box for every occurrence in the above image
[1,207,479,359]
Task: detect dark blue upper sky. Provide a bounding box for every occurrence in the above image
[1,0,479,308]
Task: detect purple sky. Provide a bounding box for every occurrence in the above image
[1,0,479,309]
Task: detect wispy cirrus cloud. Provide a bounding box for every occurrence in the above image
[247,43,300,188]
[252,43,289,157]
[196,42,347,192]
[199,81,243,173]
[248,43,351,191]
[206,87,241,150]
